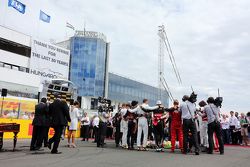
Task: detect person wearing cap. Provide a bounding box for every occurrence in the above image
[179,95,200,155]
[168,100,183,153]
[151,100,165,152]
[203,97,224,154]
[129,99,159,151]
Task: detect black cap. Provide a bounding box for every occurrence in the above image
[182,95,189,102]
[198,100,207,107]
[131,101,138,107]
[207,97,215,104]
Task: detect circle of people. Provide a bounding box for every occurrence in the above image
[30,93,250,155]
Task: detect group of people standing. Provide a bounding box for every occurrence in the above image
[221,111,250,146]
[30,93,249,155]
[111,94,228,155]
[30,94,82,154]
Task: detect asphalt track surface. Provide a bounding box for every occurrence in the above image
[0,139,249,167]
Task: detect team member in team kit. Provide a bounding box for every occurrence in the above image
[198,100,209,151]
[125,103,137,150]
[120,103,128,148]
[168,100,183,153]
[129,99,159,151]
[151,100,165,152]
[180,94,200,155]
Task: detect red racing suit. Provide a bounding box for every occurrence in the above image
[169,107,183,151]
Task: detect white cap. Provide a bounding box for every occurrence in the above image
[156,100,162,105]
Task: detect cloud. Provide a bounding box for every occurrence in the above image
[1,0,250,112]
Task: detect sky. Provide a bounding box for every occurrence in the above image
[1,0,250,113]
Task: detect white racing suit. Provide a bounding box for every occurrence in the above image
[129,103,158,148]
[120,108,128,147]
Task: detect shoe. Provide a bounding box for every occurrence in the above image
[220,152,224,155]
[195,152,199,155]
[51,151,62,154]
[207,151,213,154]
[34,147,44,151]
[71,143,76,148]
[47,142,52,150]
[30,148,36,151]
[170,150,175,153]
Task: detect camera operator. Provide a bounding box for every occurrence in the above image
[202,97,224,154]
[180,94,200,155]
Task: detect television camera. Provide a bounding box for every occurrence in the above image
[98,97,113,113]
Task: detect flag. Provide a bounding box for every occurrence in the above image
[8,0,26,14]
[39,10,50,23]
[66,22,75,30]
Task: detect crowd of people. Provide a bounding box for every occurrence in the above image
[30,92,250,155]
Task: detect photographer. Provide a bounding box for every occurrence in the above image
[203,97,224,154]
[180,94,200,155]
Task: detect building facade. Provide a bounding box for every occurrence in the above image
[57,30,169,110]
[108,73,169,107]
[69,31,109,97]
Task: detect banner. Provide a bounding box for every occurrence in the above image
[39,10,50,23]
[8,0,26,14]
[29,39,70,83]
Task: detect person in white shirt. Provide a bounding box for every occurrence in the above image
[229,111,238,144]
[198,100,209,150]
[221,114,230,144]
[67,101,80,148]
[92,114,100,143]
[129,99,159,151]
[81,112,90,141]
[7,110,18,119]
[120,103,128,148]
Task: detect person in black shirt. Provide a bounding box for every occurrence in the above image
[30,97,49,151]
[48,94,71,154]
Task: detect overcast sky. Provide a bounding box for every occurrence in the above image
[1,0,250,113]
